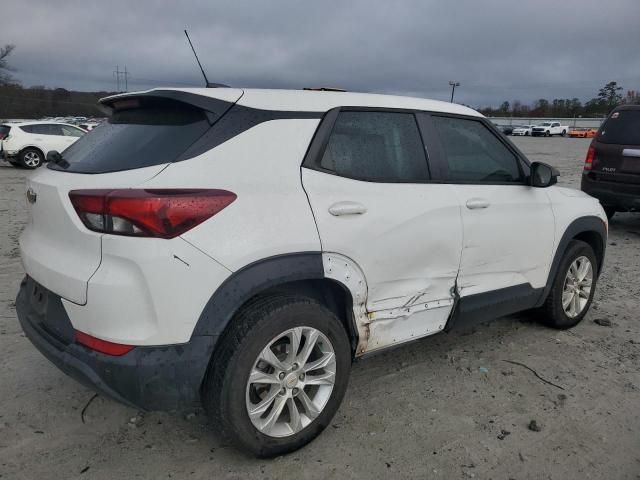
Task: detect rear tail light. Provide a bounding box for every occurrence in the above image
[69,189,236,239]
[584,144,596,171]
[75,330,134,356]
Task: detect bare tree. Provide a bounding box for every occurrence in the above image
[0,44,16,85]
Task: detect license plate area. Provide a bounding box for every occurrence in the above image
[621,158,640,174]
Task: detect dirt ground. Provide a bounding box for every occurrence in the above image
[1,137,639,479]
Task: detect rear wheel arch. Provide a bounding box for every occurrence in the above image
[20,145,45,158]
[192,253,359,355]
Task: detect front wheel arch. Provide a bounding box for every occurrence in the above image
[537,216,606,307]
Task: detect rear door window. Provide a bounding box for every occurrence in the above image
[61,125,85,137]
[49,97,211,173]
[47,124,65,136]
[432,115,523,183]
[598,110,640,145]
[316,111,430,182]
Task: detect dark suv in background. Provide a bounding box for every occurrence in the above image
[581,105,640,219]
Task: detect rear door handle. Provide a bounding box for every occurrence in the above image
[328,201,367,216]
[466,198,490,210]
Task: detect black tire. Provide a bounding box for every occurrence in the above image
[540,240,598,329]
[19,148,43,169]
[561,129,566,137]
[203,295,352,457]
[545,130,551,137]
[603,206,616,220]
[525,131,529,136]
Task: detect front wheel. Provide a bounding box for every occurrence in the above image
[545,130,551,137]
[203,295,352,457]
[540,240,597,329]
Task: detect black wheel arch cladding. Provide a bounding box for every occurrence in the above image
[192,253,326,338]
[535,215,606,307]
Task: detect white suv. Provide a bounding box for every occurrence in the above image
[1,121,86,168]
[16,88,607,457]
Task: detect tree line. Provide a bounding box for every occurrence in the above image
[477,81,639,118]
[0,44,112,118]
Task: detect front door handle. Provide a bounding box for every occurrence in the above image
[328,201,367,216]
[466,198,490,210]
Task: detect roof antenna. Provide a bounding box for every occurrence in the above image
[184,29,228,88]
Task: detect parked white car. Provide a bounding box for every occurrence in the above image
[16,88,607,457]
[531,122,569,137]
[512,124,536,136]
[1,121,86,168]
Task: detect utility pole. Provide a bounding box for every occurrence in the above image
[114,65,120,92]
[449,81,460,103]
[113,65,130,92]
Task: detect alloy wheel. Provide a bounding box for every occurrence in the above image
[245,326,336,438]
[562,255,593,318]
[23,151,41,167]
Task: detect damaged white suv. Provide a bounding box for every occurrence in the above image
[16,88,607,457]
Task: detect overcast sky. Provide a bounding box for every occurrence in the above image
[3,0,639,107]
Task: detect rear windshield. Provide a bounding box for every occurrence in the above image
[48,97,211,173]
[598,110,640,145]
[0,125,10,139]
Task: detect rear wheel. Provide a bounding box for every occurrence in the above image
[540,240,597,329]
[203,295,352,457]
[19,148,43,169]
[561,129,566,137]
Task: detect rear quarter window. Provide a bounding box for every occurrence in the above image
[598,110,640,145]
[49,98,211,173]
[0,125,10,139]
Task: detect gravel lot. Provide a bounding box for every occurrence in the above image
[1,137,639,479]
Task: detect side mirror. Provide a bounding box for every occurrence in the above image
[46,150,69,168]
[46,150,61,163]
[529,162,559,188]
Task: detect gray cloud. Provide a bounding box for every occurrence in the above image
[3,0,640,107]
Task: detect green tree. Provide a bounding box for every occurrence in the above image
[597,81,623,111]
[0,44,16,85]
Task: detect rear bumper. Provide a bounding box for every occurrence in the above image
[581,174,640,210]
[531,131,548,136]
[16,276,217,411]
